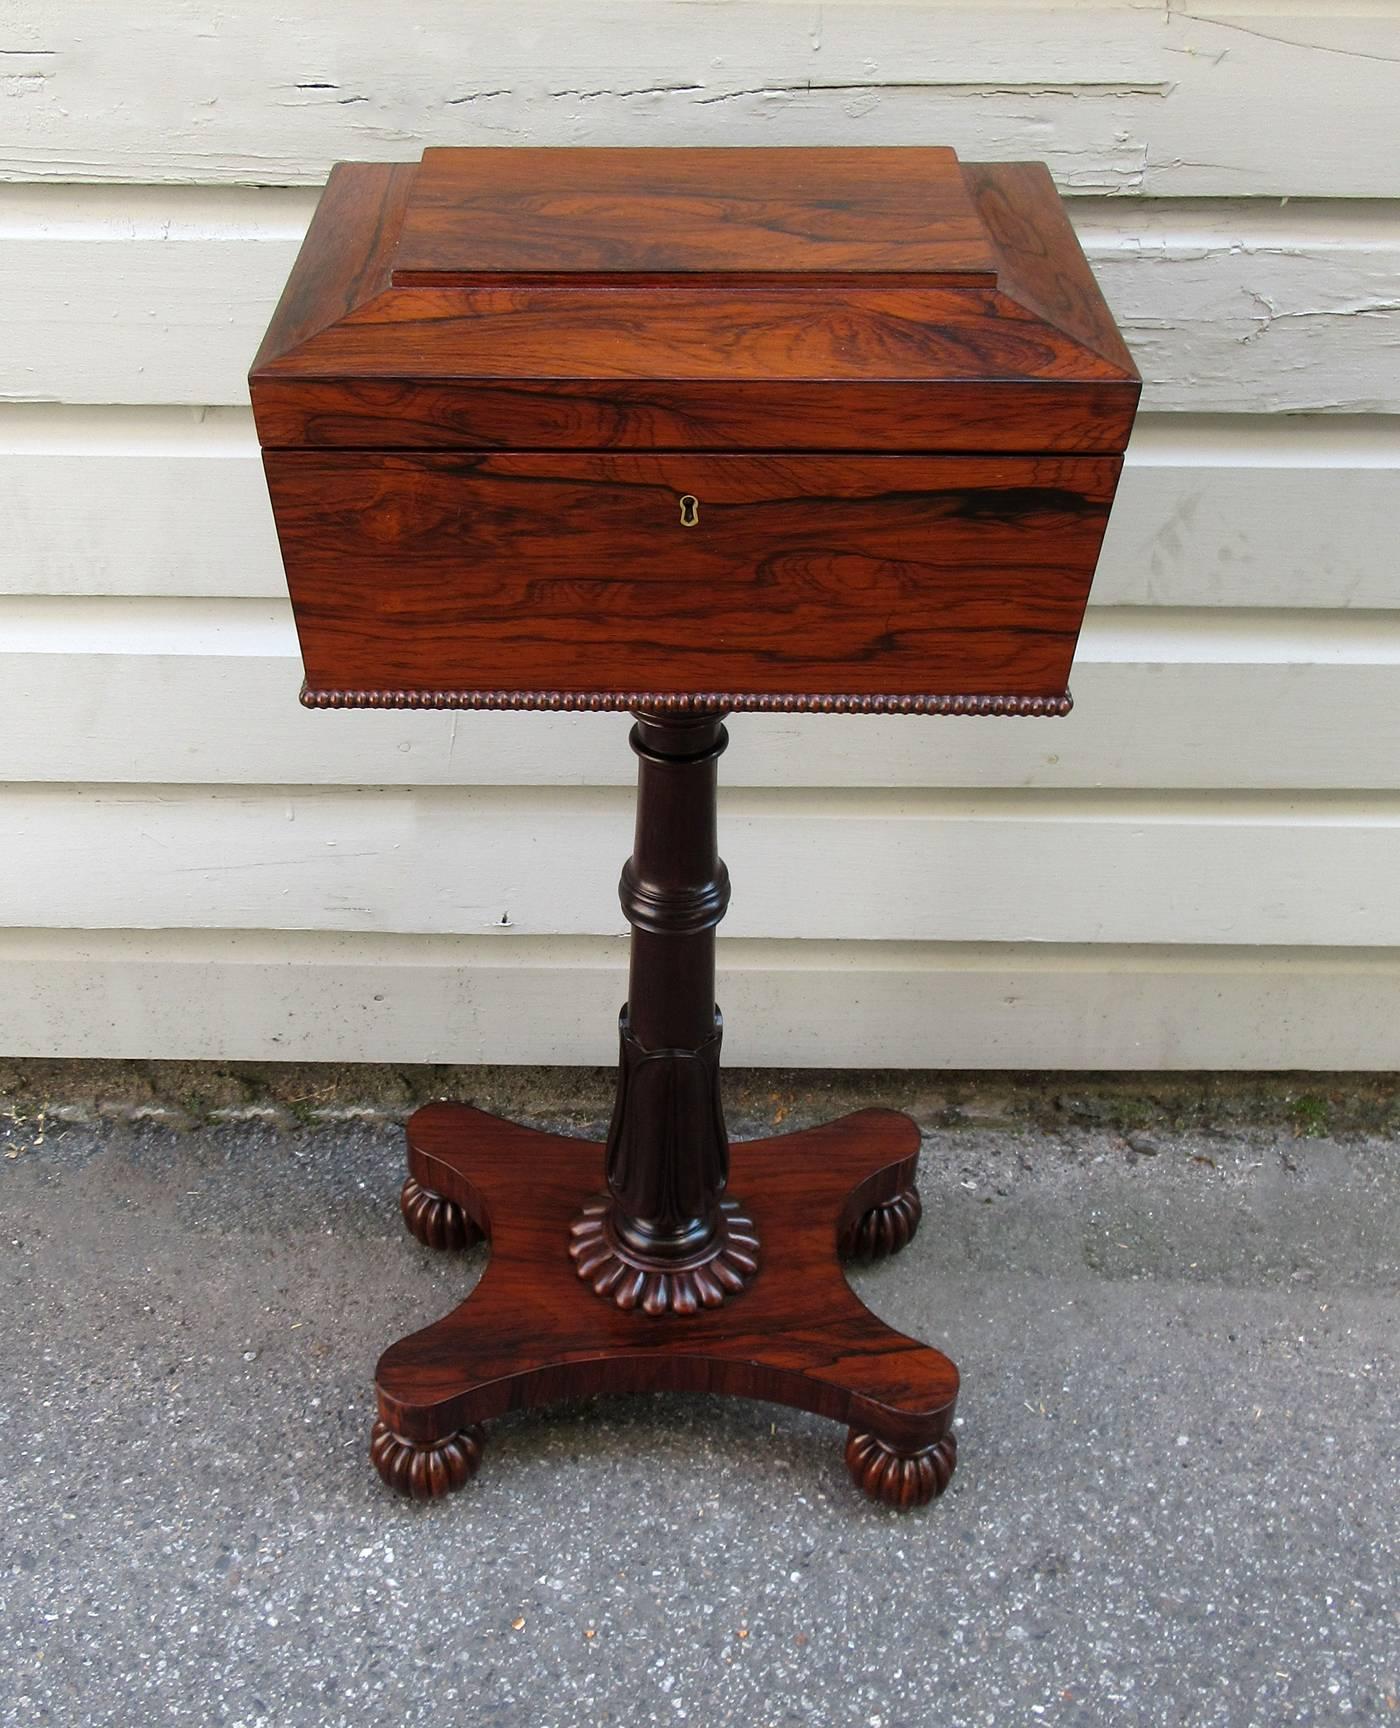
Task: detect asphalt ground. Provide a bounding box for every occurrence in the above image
[2,1100,1397,1726]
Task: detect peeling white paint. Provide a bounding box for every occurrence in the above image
[6,183,1398,414]
[1,4,1395,195]
[3,0,1397,1067]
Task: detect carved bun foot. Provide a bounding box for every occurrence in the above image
[842,1184,922,1262]
[569,1196,760,1315]
[400,1176,479,1251]
[845,1429,957,1509]
[371,1418,485,1499]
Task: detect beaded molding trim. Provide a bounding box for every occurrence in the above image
[302,685,1073,717]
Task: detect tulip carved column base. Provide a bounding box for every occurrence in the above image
[568,1192,760,1318]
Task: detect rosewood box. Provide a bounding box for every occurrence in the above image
[250,146,1139,716]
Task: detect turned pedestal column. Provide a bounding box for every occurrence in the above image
[570,710,760,1315]
[371,706,958,1508]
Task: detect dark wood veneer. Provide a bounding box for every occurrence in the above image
[394,146,998,284]
[250,374,1137,457]
[252,146,1138,1507]
[378,1102,958,1507]
[267,451,1119,704]
[251,151,1138,466]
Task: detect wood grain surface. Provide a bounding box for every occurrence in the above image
[249,154,1139,454]
[264,451,1120,702]
[393,146,998,284]
[249,164,415,377]
[962,160,1136,376]
[251,373,1138,457]
[376,1103,959,1469]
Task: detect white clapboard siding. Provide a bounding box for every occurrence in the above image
[6,186,1400,415]
[4,4,1398,198]
[2,783,1397,946]
[7,408,1399,611]
[1,929,1399,1070]
[3,2,1399,1070]
[1,408,285,599]
[5,604,1400,790]
[1097,416,1400,611]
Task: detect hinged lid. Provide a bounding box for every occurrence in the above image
[250,147,1138,454]
[391,146,998,285]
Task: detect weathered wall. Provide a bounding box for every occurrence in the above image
[3,2,1398,1067]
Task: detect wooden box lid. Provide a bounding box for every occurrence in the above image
[390,145,998,284]
[250,147,1138,454]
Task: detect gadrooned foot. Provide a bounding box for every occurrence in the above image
[400,1175,478,1252]
[568,1194,760,1315]
[370,1418,485,1499]
[842,1185,922,1262]
[845,1429,957,1509]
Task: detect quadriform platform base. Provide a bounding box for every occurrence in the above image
[375,1099,958,1510]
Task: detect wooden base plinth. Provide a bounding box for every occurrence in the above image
[373,1103,959,1509]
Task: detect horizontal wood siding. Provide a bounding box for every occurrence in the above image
[4,784,1398,946]
[5,188,1398,414]
[8,410,1398,610]
[6,4,1399,196]
[3,0,1397,1068]
[5,610,1400,788]
[2,931,1398,1069]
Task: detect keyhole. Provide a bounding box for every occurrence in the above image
[678,494,700,528]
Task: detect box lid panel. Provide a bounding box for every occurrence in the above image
[391,146,998,285]
[275,283,1124,383]
[962,160,1136,377]
[250,151,1139,455]
[250,376,1138,456]
[251,163,414,376]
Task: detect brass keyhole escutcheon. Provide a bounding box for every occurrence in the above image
[678,494,700,528]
